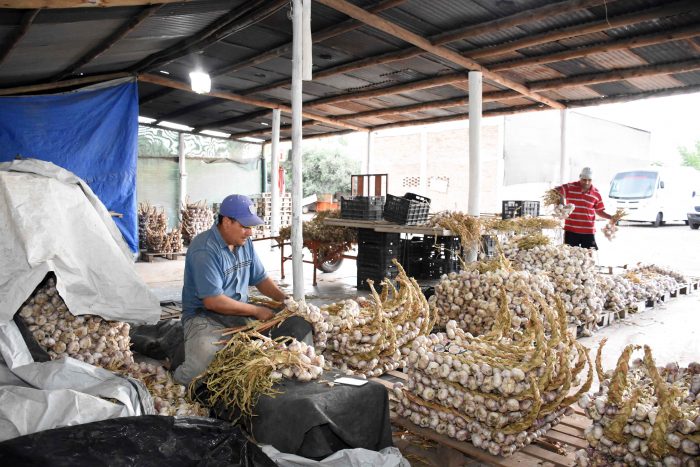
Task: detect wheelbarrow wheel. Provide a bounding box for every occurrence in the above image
[318,254,344,273]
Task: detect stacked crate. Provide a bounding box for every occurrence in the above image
[250,193,292,239]
[356,229,400,290]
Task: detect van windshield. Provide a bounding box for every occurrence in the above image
[609,171,658,199]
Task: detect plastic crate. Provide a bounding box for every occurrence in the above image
[357,244,398,268]
[340,196,384,220]
[383,193,431,225]
[422,259,460,278]
[501,200,540,219]
[481,234,497,258]
[421,236,462,279]
[357,264,398,290]
[357,229,400,247]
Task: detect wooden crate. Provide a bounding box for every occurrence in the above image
[140,251,186,262]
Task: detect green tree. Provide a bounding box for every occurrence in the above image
[679,140,700,170]
[282,147,360,197]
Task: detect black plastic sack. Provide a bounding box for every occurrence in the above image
[0,415,276,467]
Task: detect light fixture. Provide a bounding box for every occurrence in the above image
[189,70,211,94]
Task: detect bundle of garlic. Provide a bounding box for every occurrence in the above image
[181,199,214,244]
[395,293,592,457]
[427,211,482,253]
[324,261,435,377]
[284,298,329,352]
[502,242,603,333]
[577,341,699,466]
[16,275,207,416]
[119,361,208,417]
[602,209,627,241]
[543,187,575,220]
[431,263,556,335]
[192,332,324,420]
[552,203,576,220]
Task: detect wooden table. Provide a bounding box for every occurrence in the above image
[323,217,454,236]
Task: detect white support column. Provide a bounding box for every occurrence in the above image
[364,131,373,174]
[467,71,482,262]
[559,109,568,184]
[178,132,187,220]
[291,0,305,299]
[419,128,428,194]
[270,109,281,237]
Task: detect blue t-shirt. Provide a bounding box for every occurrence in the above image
[181,225,267,321]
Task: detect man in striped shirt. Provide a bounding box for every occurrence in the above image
[557,167,613,249]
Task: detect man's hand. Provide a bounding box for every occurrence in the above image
[253,305,275,321]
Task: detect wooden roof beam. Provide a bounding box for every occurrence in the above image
[529,58,700,91]
[315,0,563,109]
[470,0,699,60]
[193,109,271,133]
[138,73,367,133]
[0,9,39,66]
[490,23,700,71]
[52,5,162,82]
[244,0,606,97]
[565,83,700,108]
[230,120,319,141]
[0,72,131,96]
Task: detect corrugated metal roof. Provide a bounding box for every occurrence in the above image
[1,0,699,141]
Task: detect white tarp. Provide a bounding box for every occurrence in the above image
[261,445,410,467]
[0,158,160,324]
[0,319,153,442]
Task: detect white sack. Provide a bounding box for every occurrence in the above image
[0,159,160,324]
[261,445,410,467]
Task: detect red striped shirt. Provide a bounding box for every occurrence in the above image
[560,181,605,234]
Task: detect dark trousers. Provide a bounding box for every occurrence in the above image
[564,230,598,249]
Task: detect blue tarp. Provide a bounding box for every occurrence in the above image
[0,79,139,252]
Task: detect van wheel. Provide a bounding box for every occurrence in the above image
[653,212,663,227]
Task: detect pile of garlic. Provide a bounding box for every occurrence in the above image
[503,242,602,332]
[284,298,328,352]
[120,361,208,416]
[595,274,636,314]
[431,265,556,335]
[624,266,681,303]
[395,295,592,457]
[17,276,205,416]
[577,342,699,466]
[293,261,434,377]
[138,202,182,254]
[181,199,214,244]
[268,338,325,382]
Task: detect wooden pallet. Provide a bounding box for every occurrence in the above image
[379,370,589,466]
[140,251,186,262]
[159,301,182,320]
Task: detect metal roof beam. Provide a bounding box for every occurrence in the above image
[0,9,39,66]
[315,0,564,109]
[52,5,162,82]
[193,109,271,133]
[0,72,131,96]
[138,73,367,133]
[1,0,189,8]
[490,23,700,71]
[529,58,700,91]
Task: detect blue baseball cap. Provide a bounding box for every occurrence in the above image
[219,194,264,227]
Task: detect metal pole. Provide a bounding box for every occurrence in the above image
[419,128,428,194]
[467,71,482,262]
[291,0,305,299]
[178,132,187,222]
[560,109,568,184]
[365,131,373,173]
[270,109,281,237]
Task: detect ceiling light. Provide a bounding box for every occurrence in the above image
[159,70,170,75]
[138,116,156,124]
[158,121,194,131]
[189,70,211,94]
[200,129,231,138]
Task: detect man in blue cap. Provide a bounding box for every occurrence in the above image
[174,194,310,385]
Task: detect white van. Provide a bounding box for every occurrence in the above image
[608,167,699,227]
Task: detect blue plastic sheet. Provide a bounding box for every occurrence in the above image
[0,79,139,252]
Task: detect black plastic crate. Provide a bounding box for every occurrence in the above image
[501,200,540,219]
[383,193,431,225]
[357,229,400,247]
[423,235,462,260]
[357,244,398,268]
[422,259,460,278]
[341,196,384,220]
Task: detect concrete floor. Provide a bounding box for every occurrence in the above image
[134,224,700,369]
